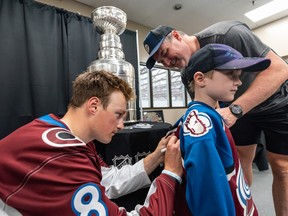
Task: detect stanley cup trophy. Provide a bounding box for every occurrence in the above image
[89,6,137,123]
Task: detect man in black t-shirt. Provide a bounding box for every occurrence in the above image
[143,20,288,216]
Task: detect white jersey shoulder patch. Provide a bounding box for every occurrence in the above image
[42,127,86,147]
[183,109,212,137]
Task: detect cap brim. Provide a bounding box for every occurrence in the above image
[145,37,165,69]
[215,58,271,72]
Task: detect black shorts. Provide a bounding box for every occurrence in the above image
[230,104,288,155]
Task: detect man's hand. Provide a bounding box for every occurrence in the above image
[216,107,238,128]
[153,136,170,160]
[143,135,171,174]
[164,136,183,177]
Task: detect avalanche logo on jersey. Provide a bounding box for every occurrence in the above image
[42,127,86,147]
[183,109,212,137]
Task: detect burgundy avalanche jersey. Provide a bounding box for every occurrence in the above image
[174,102,258,216]
[0,114,179,216]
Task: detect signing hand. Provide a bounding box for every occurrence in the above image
[164,135,183,177]
[143,135,171,175]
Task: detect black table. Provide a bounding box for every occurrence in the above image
[94,121,172,210]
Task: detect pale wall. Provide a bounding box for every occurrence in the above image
[253,17,288,57]
[35,0,287,124]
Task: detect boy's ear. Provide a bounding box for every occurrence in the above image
[194,71,205,87]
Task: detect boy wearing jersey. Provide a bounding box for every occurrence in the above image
[174,44,270,215]
[0,70,184,216]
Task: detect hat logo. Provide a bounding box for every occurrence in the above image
[144,44,150,54]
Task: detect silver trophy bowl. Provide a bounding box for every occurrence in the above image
[91,6,127,35]
[89,6,137,123]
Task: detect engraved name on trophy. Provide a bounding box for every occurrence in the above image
[89,6,137,123]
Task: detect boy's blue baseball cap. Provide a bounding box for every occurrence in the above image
[184,43,271,82]
[143,25,174,69]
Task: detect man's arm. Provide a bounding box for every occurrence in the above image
[101,159,151,199]
[101,136,170,199]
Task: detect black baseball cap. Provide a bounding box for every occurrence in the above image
[143,25,174,69]
[184,43,271,82]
